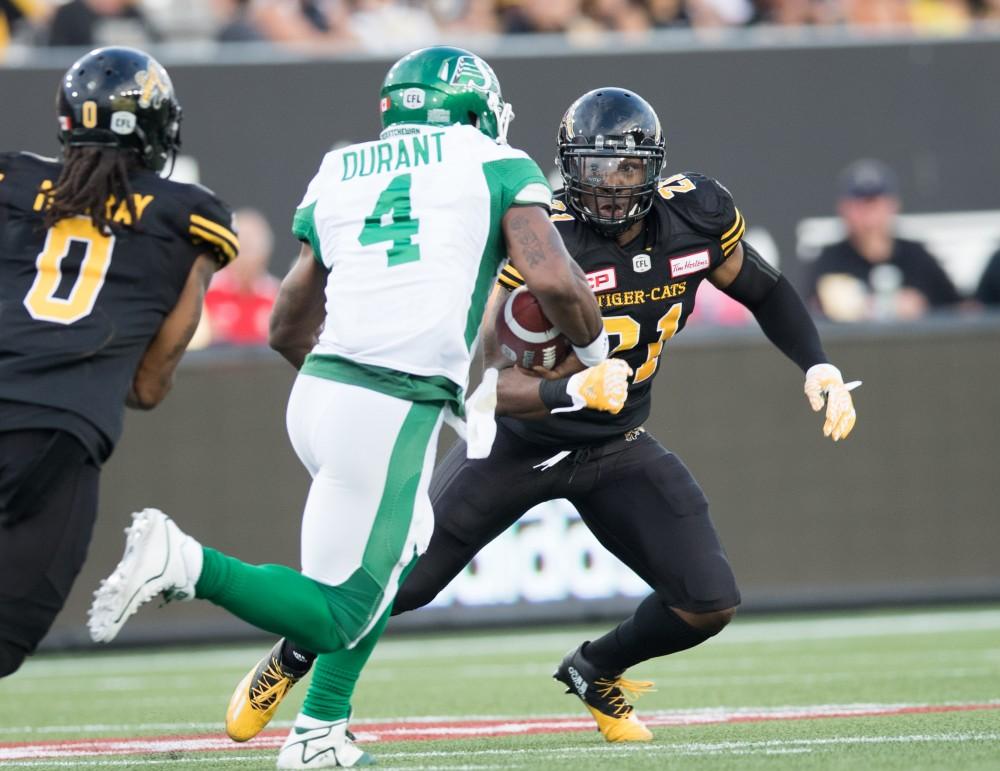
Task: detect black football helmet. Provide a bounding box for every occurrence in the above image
[57,46,181,172]
[557,88,665,237]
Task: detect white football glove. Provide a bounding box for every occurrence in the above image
[551,358,632,415]
[804,363,860,442]
[463,367,499,459]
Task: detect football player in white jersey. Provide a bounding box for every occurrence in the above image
[88,46,628,768]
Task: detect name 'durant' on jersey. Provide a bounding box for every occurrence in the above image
[341,131,446,181]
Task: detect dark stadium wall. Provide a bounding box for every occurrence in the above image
[46,319,1000,647]
[1,37,998,288]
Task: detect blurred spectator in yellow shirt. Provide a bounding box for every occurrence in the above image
[1,0,48,54]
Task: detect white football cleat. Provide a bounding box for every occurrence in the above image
[88,508,202,643]
[277,715,374,768]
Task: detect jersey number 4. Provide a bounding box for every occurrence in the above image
[23,217,114,325]
[358,173,421,266]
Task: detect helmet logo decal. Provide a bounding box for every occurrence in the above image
[110,111,137,135]
[402,88,425,109]
[380,96,391,112]
[135,68,170,109]
[427,108,451,123]
[450,56,492,93]
[564,111,575,139]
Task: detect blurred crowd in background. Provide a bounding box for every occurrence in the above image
[2,0,1000,52]
[3,0,999,346]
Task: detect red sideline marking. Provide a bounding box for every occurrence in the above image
[1,703,998,760]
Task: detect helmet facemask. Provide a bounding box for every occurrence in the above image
[560,135,664,237]
[486,91,514,144]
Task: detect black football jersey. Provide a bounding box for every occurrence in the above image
[498,172,745,446]
[0,151,238,460]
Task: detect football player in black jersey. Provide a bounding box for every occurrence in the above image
[0,46,238,677]
[225,88,858,743]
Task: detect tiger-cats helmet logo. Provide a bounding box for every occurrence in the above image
[134,67,171,109]
[447,56,493,93]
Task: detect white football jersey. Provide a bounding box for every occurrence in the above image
[292,124,550,391]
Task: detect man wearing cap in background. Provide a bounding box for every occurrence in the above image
[809,158,962,321]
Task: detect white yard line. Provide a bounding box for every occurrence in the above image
[2,732,999,767]
[2,701,999,760]
[3,700,998,738]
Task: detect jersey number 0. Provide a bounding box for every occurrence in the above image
[23,217,114,325]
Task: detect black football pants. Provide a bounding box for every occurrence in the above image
[0,430,98,677]
[394,423,740,616]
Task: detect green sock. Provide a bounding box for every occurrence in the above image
[195,547,343,653]
[301,606,391,722]
[300,557,417,722]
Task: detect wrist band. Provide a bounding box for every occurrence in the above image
[539,377,573,410]
[573,329,609,368]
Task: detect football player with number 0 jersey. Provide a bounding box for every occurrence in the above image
[0,47,237,678]
[88,47,612,768]
[244,87,860,746]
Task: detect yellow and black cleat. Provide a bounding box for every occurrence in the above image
[226,639,309,742]
[553,644,655,742]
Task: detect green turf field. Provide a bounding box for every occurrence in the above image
[2,605,999,769]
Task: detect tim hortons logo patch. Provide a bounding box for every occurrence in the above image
[669,250,710,278]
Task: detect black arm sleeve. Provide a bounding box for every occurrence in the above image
[723,243,828,372]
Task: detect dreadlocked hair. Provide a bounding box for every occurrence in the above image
[45,146,141,234]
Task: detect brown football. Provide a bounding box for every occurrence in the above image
[494,286,571,370]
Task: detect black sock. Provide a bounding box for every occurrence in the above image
[279,638,317,676]
[583,594,712,673]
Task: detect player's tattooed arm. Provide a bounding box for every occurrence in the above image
[269,243,327,370]
[502,205,602,348]
[128,255,216,410]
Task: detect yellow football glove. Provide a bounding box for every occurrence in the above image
[804,363,860,441]
[551,359,632,415]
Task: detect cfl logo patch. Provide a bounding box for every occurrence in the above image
[402,88,425,109]
[110,112,137,135]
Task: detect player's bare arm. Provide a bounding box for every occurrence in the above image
[128,254,216,410]
[269,243,327,370]
[710,240,858,441]
[503,205,603,349]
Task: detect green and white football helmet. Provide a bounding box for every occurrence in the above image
[380,46,514,144]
